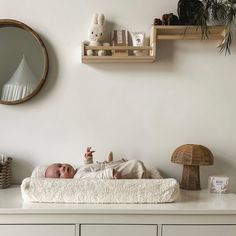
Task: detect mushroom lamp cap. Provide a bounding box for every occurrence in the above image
[171,144,214,166]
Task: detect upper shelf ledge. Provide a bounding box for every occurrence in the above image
[154,25,226,40]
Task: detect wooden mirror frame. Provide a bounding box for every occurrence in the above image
[0,19,49,105]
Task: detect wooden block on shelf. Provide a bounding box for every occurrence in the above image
[111,30,128,56]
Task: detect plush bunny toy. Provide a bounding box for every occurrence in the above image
[86,13,106,56]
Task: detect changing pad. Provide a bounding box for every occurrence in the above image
[21,177,179,204]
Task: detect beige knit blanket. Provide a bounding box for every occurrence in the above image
[21,178,179,204]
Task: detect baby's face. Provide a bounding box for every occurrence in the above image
[45,163,76,179]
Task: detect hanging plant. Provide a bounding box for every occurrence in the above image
[178,0,236,54]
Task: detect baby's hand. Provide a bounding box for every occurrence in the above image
[113,169,122,179]
[85,147,95,160]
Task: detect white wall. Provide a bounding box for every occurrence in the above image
[0,0,236,191]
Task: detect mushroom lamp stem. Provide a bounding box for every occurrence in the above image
[181,165,200,190]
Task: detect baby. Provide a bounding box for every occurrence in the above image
[45,147,151,179]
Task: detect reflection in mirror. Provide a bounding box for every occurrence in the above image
[0,19,49,105]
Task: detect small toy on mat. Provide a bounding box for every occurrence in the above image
[84,147,113,164]
[84,146,95,164]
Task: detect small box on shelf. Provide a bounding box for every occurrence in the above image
[111,30,128,56]
[208,176,229,194]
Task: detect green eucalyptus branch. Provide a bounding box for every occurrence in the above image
[218,1,236,54]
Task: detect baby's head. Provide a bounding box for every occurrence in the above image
[45,163,76,179]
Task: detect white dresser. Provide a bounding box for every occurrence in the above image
[0,186,236,236]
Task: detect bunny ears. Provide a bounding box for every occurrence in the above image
[92,13,105,26]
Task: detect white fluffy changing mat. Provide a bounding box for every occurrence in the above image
[21,178,179,204]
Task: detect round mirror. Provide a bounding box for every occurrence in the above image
[0,19,49,105]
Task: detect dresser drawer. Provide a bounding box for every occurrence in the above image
[0,225,75,236]
[163,225,236,236]
[81,224,157,236]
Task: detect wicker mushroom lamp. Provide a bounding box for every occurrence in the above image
[171,144,214,190]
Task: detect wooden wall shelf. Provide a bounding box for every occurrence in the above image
[81,25,226,63]
[81,45,156,63]
[82,55,155,63]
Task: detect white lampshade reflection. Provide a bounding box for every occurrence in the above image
[1,55,38,101]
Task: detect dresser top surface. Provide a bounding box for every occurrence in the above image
[1,185,236,215]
